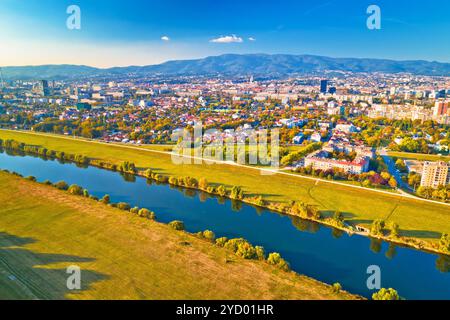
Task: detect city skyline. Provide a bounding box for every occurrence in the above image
[1,0,449,67]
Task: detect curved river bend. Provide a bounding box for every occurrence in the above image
[0,150,449,299]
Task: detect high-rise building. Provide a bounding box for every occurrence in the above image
[420,161,450,188]
[34,80,50,96]
[320,80,328,94]
[433,101,448,116]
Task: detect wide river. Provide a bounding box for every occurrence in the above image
[0,150,449,299]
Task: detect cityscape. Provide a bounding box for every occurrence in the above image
[0,0,449,309]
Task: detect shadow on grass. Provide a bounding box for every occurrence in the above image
[400,229,442,240]
[0,231,108,300]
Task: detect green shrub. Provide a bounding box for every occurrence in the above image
[215,237,228,247]
[138,208,156,220]
[202,230,216,241]
[267,252,290,271]
[130,207,140,214]
[67,184,84,196]
[54,181,69,190]
[101,194,110,204]
[255,246,266,260]
[372,288,400,300]
[169,220,185,231]
[331,283,342,293]
[117,202,131,211]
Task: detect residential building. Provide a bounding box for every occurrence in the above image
[420,161,450,188]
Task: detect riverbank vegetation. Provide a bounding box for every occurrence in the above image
[0,170,359,300]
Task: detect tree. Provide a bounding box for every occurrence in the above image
[138,208,156,220]
[331,283,342,294]
[255,246,266,261]
[389,222,400,238]
[169,220,185,231]
[215,237,228,247]
[372,288,400,300]
[267,252,290,271]
[198,177,209,190]
[333,211,344,227]
[54,180,69,190]
[230,186,244,200]
[101,194,110,204]
[217,185,227,197]
[202,230,215,241]
[68,184,84,196]
[370,220,385,236]
[388,177,398,188]
[117,202,131,211]
[439,233,450,253]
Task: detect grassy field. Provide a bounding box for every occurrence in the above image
[0,171,357,300]
[0,130,449,245]
[387,151,450,162]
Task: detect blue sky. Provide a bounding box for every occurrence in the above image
[1,0,449,67]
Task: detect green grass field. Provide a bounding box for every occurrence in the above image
[0,130,449,244]
[0,171,357,300]
[387,151,450,162]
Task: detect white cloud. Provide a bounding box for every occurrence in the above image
[161,36,170,41]
[210,35,243,43]
[248,37,256,41]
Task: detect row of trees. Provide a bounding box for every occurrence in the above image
[417,185,450,202]
[370,220,400,239]
[0,138,89,165]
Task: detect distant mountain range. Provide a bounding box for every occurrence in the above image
[2,54,450,80]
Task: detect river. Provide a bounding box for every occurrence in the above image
[0,149,449,299]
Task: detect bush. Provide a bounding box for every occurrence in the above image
[138,208,156,220]
[439,233,450,253]
[372,288,400,300]
[130,207,140,214]
[215,237,228,247]
[169,220,185,231]
[83,189,90,197]
[217,185,227,197]
[117,202,131,211]
[202,230,216,241]
[42,180,52,185]
[25,176,37,182]
[255,246,266,260]
[68,184,84,196]
[230,186,244,200]
[370,220,385,236]
[198,178,209,190]
[267,252,290,271]
[101,194,110,204]
[223,238,258,260]
[331,283,342,293]
[54,181,69,190]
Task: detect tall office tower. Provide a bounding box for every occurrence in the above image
[420,161,450,188]
[433,101,448,116]
[320,80,328,94]
[35,80,50,96]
